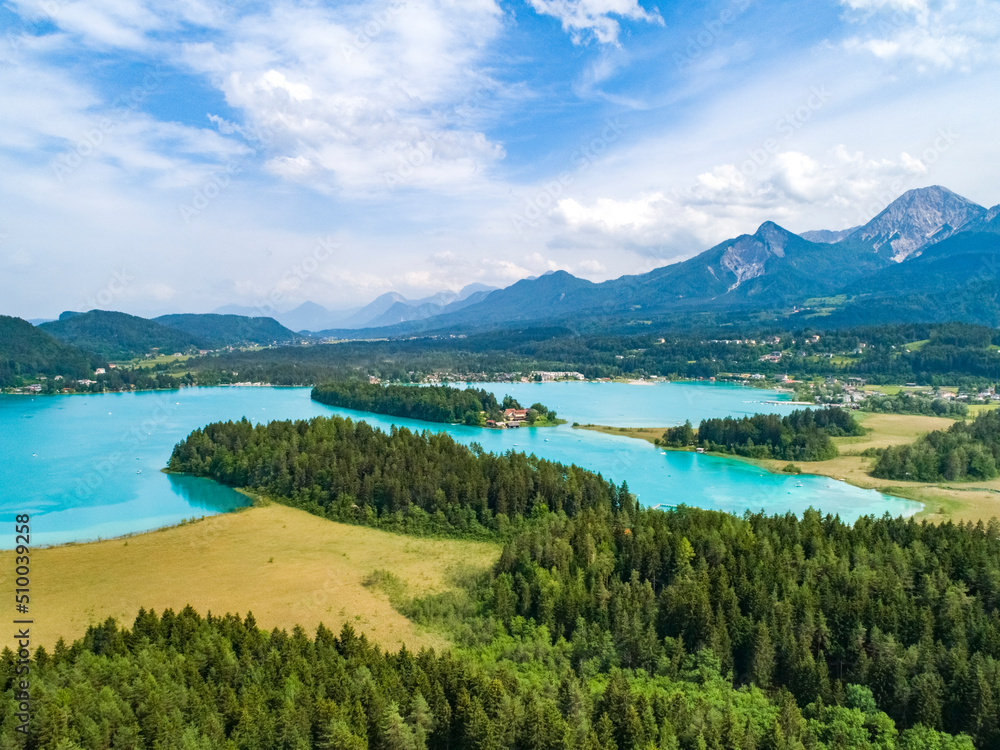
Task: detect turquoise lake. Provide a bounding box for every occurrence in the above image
[0,382,922,547]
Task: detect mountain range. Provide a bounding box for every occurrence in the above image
[11,185,998,358]
[316,185,1000,336]
[215,283,496,332]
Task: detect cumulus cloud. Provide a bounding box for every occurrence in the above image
[544,144,950,258]
[839,0,1000,69]
[8,0,510,194]
[525,0,662,44]
[177,0,509,192]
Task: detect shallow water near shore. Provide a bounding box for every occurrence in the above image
[0,383,921,547]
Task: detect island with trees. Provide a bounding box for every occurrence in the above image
[658,407,865,462]
[311,381,558,428]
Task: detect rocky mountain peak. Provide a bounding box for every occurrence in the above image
[849,185,986,262]
[719,222,795,290]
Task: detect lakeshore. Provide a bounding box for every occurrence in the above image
[576,412,1000,523]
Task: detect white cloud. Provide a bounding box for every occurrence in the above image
[177,0,509,192]
[556,192,668,231]
[842,0,928,12]
[840,0,1000,69]
[543,144,949,258]
[525,0,662,44]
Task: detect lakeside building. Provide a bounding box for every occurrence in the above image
[531,370,585,381]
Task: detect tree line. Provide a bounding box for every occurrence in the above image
[166,414,1000,747]
[860,392,969,418]
[175,322,1000,390]
[658,408,864,462]
[871,409,1000,481]
[1,605,976,749]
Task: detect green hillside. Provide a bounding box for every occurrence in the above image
[39,310,204,359]
[0,315,95,386]
[154,313,297,347]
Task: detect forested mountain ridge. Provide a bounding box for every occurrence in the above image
[154,313,298,347]
[39,310,205,358]
[32,310,301,359]
[166,414,1000,747]
[0,314,96,386]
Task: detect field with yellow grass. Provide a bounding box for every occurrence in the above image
[1,503,499,654]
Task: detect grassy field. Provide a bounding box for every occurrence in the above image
[126,353,193,369]
[968,403,1000,417]
[772,412,1000,523]
[577,414,1000,524]
[1,504,499,654]
[573,423,666,444]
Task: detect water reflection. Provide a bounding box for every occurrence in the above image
[165,473,251,514]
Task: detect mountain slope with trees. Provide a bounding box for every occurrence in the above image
[39,310,204,359]
[0,314,96,386]
[154,313,298,347]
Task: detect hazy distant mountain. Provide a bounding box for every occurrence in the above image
[211,302,354,331]
[154,314,298,347]
[39,310,204,359]
[212,283,500,332]
[799,226,859,243]
[278,302,359,332]
[364,286,497,328]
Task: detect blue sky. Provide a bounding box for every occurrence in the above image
[1,0,999,317]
